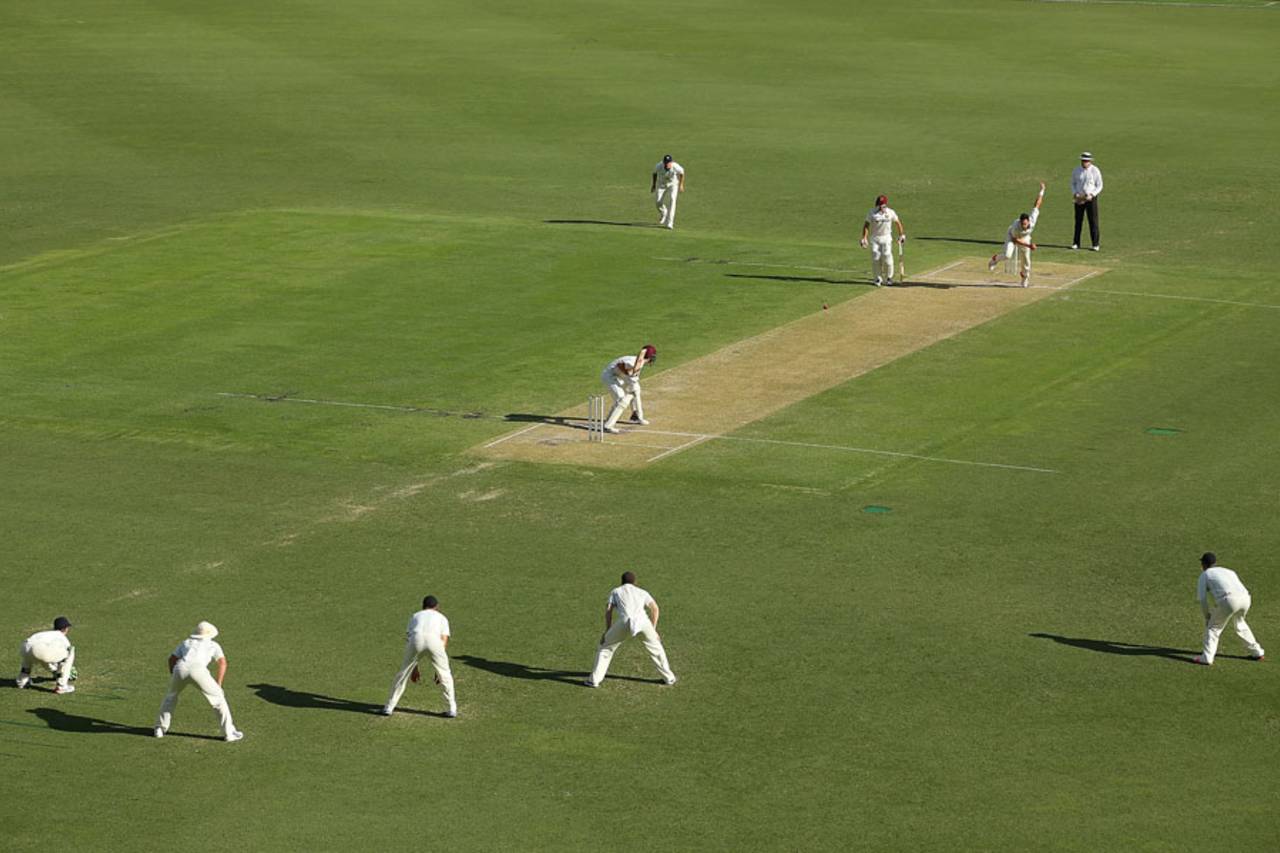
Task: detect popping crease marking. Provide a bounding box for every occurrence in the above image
[630,428,1059,474]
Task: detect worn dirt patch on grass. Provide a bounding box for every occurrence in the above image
[473,259,1104,468]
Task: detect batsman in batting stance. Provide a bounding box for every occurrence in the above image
[989,182,1045,287]
[600,344,656,434]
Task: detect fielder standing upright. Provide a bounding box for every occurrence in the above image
[988,182,1045,287]
[651,154,685,229]
[860,195,906,286]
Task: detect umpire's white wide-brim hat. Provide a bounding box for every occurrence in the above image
[1080,151,1093,160]
[190,621,219,640]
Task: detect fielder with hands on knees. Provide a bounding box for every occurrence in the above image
[585,571,677,688]
[860,195,906,286]
[1193,552,1265,666]
[988,182,1045,287]
[600,344,656,434]
[16,616,77,693]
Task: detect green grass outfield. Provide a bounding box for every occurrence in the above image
[2,1,1278,850]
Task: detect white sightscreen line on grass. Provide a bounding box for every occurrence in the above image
[1031,0,1276,9]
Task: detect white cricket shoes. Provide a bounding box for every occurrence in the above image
[987,255,999,272]
[54,684,75,694]
[604,426,620,434]
[16,675,30,689]
[153,727,165,739]
[629,415,650,426]
[225,730,245,743]
[873,277,884,287]
[1071,244,1079,250]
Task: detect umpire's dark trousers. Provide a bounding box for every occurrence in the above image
[1073,199,1100,248]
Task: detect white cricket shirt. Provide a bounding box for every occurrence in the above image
[865,206,899,240]
[1071,164,1103,198]
[608,583,656,635]
[407,609,451,642]
[25,629,72,663]
[604,355,638,382]
[172,637,225,669]
[1198,567,1249,606]
[1008,207,1040,242]
[654,162,684,188]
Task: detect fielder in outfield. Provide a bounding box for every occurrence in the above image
[154,621,244,742]
[651,154,685,229]
[585,571,677,688]
[382,595,457,718]
[600,344,656,434]
[16,616,76,693]
[860,195,906,286]
[1193,552,1265,666]
[988,182,1045,287]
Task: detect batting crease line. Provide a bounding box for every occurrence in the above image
[628,428,1058,473]
[647,434,713,463]
[484,422,541,448]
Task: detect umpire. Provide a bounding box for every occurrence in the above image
[1071,151,1103,251]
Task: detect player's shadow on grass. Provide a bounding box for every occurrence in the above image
[544,219,658,228]
[1029,633,1207,664]
[455,655,665,686]
[918,236,1076,250]
[247,683,447,717]
[724,273,864,286]
[26,707,219,739]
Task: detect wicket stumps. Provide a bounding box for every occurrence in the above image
[586,394,606,442]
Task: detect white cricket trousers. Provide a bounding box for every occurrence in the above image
[655,185,679,227]
[155,662,237,737]
[590,619,676,685]
[870,237,895,282]
[18,641,75,688]
[602,375,643,430]
[385,637,456,714]
[1003,241,1032,280]
[1202,593,1265,664]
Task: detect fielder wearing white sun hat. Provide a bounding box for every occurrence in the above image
[190,621,219,640]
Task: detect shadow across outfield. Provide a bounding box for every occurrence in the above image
[1028,633,1211,664]
[724,273,864,286]
[248,683,447,717]
[455,655,666,686]
[544,219,657,229]
[918,236,1076,250]
[26,707,220,739]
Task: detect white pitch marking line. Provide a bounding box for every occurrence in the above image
[914,259,967,280]
[1032,0,1274,8]
[1034,283,1280,310]
[647,434,713,463]
[629,428,1057,473]
[484,423,541,448]
[218,391,426,413]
